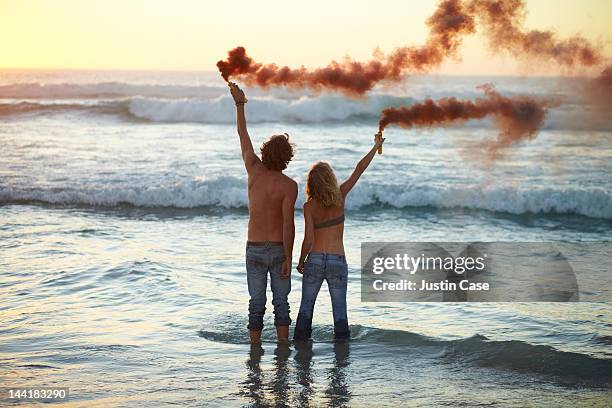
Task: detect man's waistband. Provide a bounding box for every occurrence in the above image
[247,241,284,247]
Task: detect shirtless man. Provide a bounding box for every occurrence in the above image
[229,82,298,343]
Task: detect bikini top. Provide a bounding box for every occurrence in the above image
[314,214,345,229]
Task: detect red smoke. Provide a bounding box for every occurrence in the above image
[467,0,602,68]
[217,0,605,95]
[586,66,612,106]
[217,0,475,96]
[379,85,554,155]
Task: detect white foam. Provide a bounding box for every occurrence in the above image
[1,78,610,129]
[1,177,610,219]
[125,95,612,129]
[347,182,612,219]
[126,95,409,123]
[2,93,608,130]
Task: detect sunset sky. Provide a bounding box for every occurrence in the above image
[1,0,610,75]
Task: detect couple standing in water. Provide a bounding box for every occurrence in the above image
[228,82,384,343]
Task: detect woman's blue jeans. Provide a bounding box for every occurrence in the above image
[294,252,350,340]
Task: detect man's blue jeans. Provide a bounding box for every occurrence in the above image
[246,243,291,331]
[294,252,350,340]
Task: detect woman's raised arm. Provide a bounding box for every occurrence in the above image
[340,132,385,196]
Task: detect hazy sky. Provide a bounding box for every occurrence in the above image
[1,0,610,74]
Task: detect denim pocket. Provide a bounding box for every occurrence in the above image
[246,247,267,266]
[331,256,348,266]
[303,262,315,275]
[305,254,324,266]
[327,263,348,288]
[303,262,323,283]
[271,252,286,266]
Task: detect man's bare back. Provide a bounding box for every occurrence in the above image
[248,166,297,242]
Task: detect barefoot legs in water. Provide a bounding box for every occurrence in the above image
[250,329,262,344]
[276,325,289,342]
[249,326,289,344]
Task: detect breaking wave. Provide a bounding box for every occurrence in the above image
[1,177,610,219]
[0,95,409,124]
[1,91,610,129]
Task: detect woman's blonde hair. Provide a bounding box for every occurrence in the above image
[306,162,343,208]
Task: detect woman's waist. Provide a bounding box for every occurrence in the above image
[311,236,344,252]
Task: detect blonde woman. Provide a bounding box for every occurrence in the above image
[294,132,385,341]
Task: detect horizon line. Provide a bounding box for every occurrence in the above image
[0,66,601,79]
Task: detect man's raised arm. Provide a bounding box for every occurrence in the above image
[229,82,259,173]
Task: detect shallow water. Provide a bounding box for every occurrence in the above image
[1,70,611,406]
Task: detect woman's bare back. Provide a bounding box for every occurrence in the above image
[307,198,346,255]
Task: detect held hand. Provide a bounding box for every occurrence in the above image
[281,259,291,279]
[296,262,304,274]
[375,131,386,155]
[374,131,386,148]
[228,82,247,105]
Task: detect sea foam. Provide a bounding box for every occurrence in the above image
[1,177,610,219]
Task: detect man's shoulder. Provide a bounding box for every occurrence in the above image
[252,170,297,193]
[285,179,298,201]
[247,160,265,176]
[279,173,298,189]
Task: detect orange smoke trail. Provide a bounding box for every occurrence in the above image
[467,0,602,68]
[586,66,612,106]
[217,0,475,96]
[217,0,605,95]
[379,85,556,155]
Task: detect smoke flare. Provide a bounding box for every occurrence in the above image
[379,85,555,155]
[217,0,475,96]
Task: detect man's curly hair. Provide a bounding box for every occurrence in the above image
[260,133,294,171]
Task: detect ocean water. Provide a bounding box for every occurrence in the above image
[1,70,611,407]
